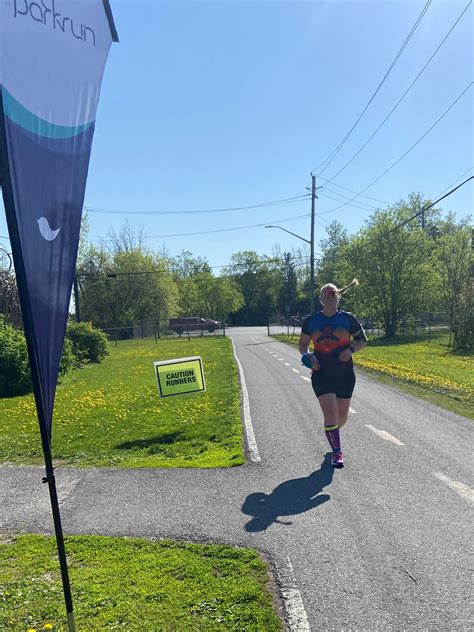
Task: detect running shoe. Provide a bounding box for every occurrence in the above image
[331,451,344,468]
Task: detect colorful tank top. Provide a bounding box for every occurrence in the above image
[301,310,363,376]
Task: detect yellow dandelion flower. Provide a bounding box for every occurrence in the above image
[44,625,54,631]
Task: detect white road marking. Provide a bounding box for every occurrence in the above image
[278,357,284,361]
[349,406,357,414]
[229,337,261,463]
[276,556,311,631]
[292,368,300,374]
[284,362,290,366]
[300,375,311,382]
[433,472,474,505]
[364,424,404,445]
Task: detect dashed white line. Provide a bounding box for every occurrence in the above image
[349,406,357,414]
[364,424,404,446]
[276,556,311,631]
[278,357,284,361]
[433,472,474,505]
[284,362,290,366]
[300,375,311,382]
[292,368,300,374]
[229,337,261,463]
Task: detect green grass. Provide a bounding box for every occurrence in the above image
[0,337,244,467]
[0,534,282,631]
[274,333,473,419]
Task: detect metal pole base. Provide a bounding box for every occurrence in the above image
[67,611,76,632]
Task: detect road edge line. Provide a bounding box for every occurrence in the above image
[229,336,261,463]
[276,555,311,631]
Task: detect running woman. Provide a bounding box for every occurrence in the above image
[298,279,367,468]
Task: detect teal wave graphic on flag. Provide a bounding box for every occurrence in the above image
[2,88,93,139]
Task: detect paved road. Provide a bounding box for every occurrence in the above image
[1,327,472,631]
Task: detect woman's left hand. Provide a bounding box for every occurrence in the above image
[338,348,353,362]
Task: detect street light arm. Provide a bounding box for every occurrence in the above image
[265,225,311,245]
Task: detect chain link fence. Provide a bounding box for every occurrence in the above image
[268,312,451,341]
[101,318,227,345]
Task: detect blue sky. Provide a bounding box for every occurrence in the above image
[1,0,473,270]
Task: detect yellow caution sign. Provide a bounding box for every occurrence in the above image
[154,356,206,398]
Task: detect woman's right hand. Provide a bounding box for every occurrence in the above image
[310,355,320,371]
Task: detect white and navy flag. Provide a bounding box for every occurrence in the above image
[0,0,118,438]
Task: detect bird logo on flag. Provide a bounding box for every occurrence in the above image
[37,217,60,241]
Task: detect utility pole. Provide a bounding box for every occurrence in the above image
[310,173,316,313]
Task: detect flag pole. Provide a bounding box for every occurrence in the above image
[0,119,76,632]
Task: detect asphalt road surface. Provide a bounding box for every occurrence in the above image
[1,327,472,631]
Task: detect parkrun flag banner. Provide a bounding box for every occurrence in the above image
[0,0,118,439]
[154,356,206,398]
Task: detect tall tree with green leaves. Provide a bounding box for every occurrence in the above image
[276,252,298,316]
[77,246,178,332]
[177,272,244,320]
[434,218,473,350]
[223,251,279,325]
[345,196,439,337]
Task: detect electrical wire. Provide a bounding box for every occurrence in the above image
[317,178,391,204]
[359,176,473,248]
[85,194,310,216]
[323,1,472,185]
[91,212,311,241]
[318,189,379,211]
[313,0,432,176]
[433,166,473,199]
[317,82,474,216]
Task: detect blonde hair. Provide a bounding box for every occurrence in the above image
[319,279,359,302]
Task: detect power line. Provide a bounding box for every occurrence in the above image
[359,176,473,248]
[313,0,432,176]
[85,193,310,216]
[317,82,474,216]
[77,254,319,275]
[317,177,392,205]
[92,212,311,241]
[324,0,472,185]
[433,166,473,199]
[319,188,379,211]
[318,192,378,212]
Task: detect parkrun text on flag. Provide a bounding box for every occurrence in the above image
[154,356,206,398]
[0,0,118,439]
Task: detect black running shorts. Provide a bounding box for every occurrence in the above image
[311,370,356,399]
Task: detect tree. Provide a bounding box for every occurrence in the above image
[177,272,244,319]
[316,220,349,287]
[0,268,22,328]
[434,219,473,350]
[345,197,439,337]
[222,251,279,325]
[276,252,298,316]
[170,250,212,278]
[77,246,178,333]
[0,246,22,328]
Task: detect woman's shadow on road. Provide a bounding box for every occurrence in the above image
[242,453,334,532]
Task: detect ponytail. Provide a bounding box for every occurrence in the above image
[338,278,359,295]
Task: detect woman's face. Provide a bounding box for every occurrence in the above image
[320,285,339,308]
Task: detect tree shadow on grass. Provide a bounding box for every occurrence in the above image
[115,431,184,451]
[241,453,334,532]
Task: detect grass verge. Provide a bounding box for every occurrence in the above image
[0,533,282,631]
[273,333,473,419]
[0,337,244,467]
